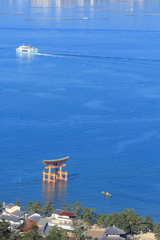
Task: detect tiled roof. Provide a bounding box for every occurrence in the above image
[6,203,15,209]
[104,226,125,235]
[1,214,20,222]
[39,223,52,237]
[38,218,52,226]
[27,211,35,217]
[52,209,63,214]
[59,211,76,217]
[10,210,25,217]
[28,214,41,223]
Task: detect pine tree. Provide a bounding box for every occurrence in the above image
[0,218,11,240]
[42,201,54,216]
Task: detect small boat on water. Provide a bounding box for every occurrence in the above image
[102,191,112,197]
[16,44,38,53]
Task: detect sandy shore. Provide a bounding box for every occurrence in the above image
[135,233,155,240]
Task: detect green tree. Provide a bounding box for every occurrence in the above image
[45,225,68,240]
[10,232,23,240]
[27,201,42,214]
[42,201,54,216]
[125,209,143,234]
[16,199,21,206]
[106,209,143,235]
[143,215,154,232]
[20,231,43,240]
[154,223,160,240]
[0,218,11,240]
[72,201,83,217]
[82,207,97,225]
[63,203,72,212]
[71,220,87,240]
[106,212,119,227]
[96,213,108,227]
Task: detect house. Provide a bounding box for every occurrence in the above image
[102,225,126,240]
[0,214,23,226]
[5,203,20,214]
[37,217,53,227]
[39,222,52,237]
[51,209,80,231]
[27,213,42,223]
[26,211,35,218]
[52,209,78,225]
[10,210,25,219]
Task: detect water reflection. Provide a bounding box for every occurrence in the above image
[16,52,36,62]
[31,0,109,7]
[42,181,68,205]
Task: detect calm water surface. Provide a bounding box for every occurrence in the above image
[1,0,160,222]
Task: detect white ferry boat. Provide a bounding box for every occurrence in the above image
[16,45,38,53]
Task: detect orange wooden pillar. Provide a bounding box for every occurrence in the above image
[42,156,69,183]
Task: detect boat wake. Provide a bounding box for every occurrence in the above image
[36,52,160,66]
[36,52,91,60]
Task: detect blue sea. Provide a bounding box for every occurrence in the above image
[1,0,160,223]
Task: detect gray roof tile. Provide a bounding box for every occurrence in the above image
[11,210,25,217]
[52,209,63,214]
[39,223,52,237]
[1,215,20,222]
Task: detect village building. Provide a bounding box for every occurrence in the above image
[39,222,52,237]
[0,214,23,226]
[27,213,42,223]
[102,225,126,240]
[10,210,25,219]
[52,209,78,225]
[48,209,79,231]
[5,203,20,214]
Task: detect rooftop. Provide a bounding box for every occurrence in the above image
[39,223,52,237]
[6,203,15,209]
[1,214,20,222]
[10,210,25,218]
[52,209,63,215]
[105,225,125,235]
[59,211,76,217]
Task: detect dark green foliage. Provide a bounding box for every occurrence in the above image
[0,218,11,240]
[106,209,143,234]
[106,212,119,227]
[154,223,160,240]
[10,232,23,240]
[143,215,154,232]
[96,213,108,227]
[71,220,87,240]
[63,201,83,216]
[82,207,97,225]
[72,201,83,216]
[27,201,42,214]
[42,201,54,216]
[16,199,21,207]
[45,225,68,240]
[63,204,72,212]
[19,231,43,240]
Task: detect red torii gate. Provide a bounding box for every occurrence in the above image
[42,156,69,183]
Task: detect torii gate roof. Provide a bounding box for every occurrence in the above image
[42,156,69,165]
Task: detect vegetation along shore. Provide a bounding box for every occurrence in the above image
[0,200,160,240]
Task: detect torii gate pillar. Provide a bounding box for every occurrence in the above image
[42,156,69,183]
